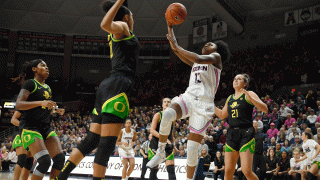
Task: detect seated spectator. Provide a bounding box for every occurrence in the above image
[284,114,296,128]
[178,149,186,157]
[206,136,218,161]
[199,148,211,172]
[267,123,279,139]
[287,122,301,135]
[218,129,227,145]
[281,140,291,153]
[273,151,290,180]
[275,143,282,158]
[296,97,305,113]
[307,109,317,128]
[289,136,302,154]
[1,149,9,172]
[277,133,286,145]
[299,114,310,128]
[287,127,298,141]
[266,148,278,180]
[270,108,280,126]
[314,128,320,144]
[198,138,209,156]
[213,151,224,180]
[279,104,294,128]
[266,137,277,150]
[288,149,305,180]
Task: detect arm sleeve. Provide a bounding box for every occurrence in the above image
[21,79,36,93]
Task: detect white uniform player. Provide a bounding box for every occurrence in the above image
[118,128,135,160]
[290,157,305,170]
[171,63,221,136]
[302,139,320,169]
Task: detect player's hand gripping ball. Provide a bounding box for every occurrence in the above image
[165,3,187,25]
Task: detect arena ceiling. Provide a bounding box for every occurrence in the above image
[0,0,319,38]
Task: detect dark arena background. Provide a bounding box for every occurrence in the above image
[0,0,320,179]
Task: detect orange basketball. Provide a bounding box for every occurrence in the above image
[165,3,187,25]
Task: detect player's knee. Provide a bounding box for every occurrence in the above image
[52,153,65,170]
[25,157,34,171]
[94,136,118,167]
[186,140,199,167]
[34,150,51,177]
[77,131,100,156]
[17,154,27,168]
[159,107,177,135]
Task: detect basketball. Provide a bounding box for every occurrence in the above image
[165,3,187,25]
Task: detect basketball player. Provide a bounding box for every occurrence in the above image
[11,110,34,180]
[147,20,231,180]
[117,119,137,180]
[297,131,320,180]
[55,0,140,179]
[15,59,65,180]
[148,98,176,180]
[214,74,268,180]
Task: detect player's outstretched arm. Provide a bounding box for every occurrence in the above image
[167,35,221,65]
[11,111,21,127]
[100,0,128,35]
[167,22,193,67]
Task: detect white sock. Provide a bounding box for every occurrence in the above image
[186,178,193,180]
[126,175,129,179]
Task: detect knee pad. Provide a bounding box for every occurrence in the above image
[34,150,51,177]
[77,131,100,156]
[167,165,176,180]
[94,136,118,167]
[187,140,200,167]
[159,108,177,136]
[52,153,65,170]
[25,157,34,171]
[17,154,27,168]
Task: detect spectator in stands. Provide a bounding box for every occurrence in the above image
[199,148,211,172]
[273,150,290,180]
[275,143,282,157]
[267,123,279,139]
[306,90,317,110]
[1,149,9,172]
[284,114,296,128]
[281,140,291,153]
[279,104,294,128]
[266,148,277,180]
[299,114,310,128]
[178,149,186,157]
[213,151,224,180]
[296,91,305,101]
[198,139,209,156]
[287,122,301,135]
[287,127,298,142]
[206,136,218,161]
[277,133,286,144]
[308,109,317,128]
[266,137,277,150]
[270,108,280,126]
[296,97,305,114]
[218,129,227,145]
[289,135,302,153]
[314,129,320,144]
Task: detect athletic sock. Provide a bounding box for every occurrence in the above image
[55,160,76,180]
[93,177,104,180]
[158,142,166,152]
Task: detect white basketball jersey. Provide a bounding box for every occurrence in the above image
[185,63,221,101]
[120,128,134,150]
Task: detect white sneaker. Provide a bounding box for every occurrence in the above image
[146,149,166,168]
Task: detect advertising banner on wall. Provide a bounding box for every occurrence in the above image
[48,156,187,179]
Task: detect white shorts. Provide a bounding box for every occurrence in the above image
[118,148,135,161]
[172,92,215,136]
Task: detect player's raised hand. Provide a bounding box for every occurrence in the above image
[166,34,178,51]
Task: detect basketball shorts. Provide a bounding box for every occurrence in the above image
[12,131,23,150]
[225,126,255,153]
[20,125,57,150]
[118,147,135,161]
[92,74,133,124]
[172,92,215,136]
[148,138,174,161]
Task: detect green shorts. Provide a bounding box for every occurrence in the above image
[21,129,57,150]
[12,134,23,150]
[312,161,320,170]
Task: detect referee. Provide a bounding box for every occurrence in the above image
[140,134,152,180]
